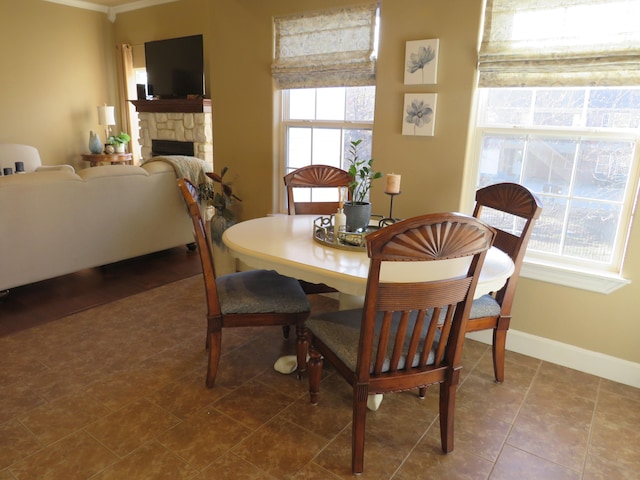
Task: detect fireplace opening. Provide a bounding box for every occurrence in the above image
[152,139,195,157]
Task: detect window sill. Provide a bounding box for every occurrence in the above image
[521,260,630,294]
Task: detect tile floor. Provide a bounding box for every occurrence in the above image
[1,255,639,479]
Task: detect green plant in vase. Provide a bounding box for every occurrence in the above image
[207,166,242,246]
[344,139,382,232]
[107,132,131,153]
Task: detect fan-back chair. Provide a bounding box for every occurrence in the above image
[284,164,352,215]
[177,179,311,387]
[467,182,542,382]
[284,164,353,295]
[306,212,496,474]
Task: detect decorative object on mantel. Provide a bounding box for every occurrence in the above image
[344,139,382,232]
[206,167,242,247]
[88,131,103,154]
[107,132,131,153]
[404,38,439,85]
[402,93,437,136]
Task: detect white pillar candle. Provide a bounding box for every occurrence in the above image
[385,173,401,194]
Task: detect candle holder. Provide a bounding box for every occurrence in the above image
[379,191,401,227]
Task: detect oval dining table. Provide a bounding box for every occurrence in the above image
[222,214,514,302]
[222,214,515,410]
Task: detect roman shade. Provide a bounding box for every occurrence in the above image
[272,4,378,89]
[478,0,640,87]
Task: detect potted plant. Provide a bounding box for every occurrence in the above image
[107,132,131,153]
[206,166,242,247]
[344,139,382,232]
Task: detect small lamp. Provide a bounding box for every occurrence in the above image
[97,105,116,144]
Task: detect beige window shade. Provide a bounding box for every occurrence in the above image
[478,0,640,87]
[272,4,378,89]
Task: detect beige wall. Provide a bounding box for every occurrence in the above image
[4,0,640,372]
[0,0,115,170]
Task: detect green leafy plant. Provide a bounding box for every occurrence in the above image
[346,139,382,203]
[208,166,242,222]
[207,166,242,247]
[107,132,131,145]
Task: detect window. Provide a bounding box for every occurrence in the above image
[273,4,379,210]
[282,86,375,205]
[472,0,640,293]
[474,87,640,275]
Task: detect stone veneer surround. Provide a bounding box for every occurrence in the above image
[131,99,213,167]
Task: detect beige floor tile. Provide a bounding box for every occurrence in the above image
[0,420,41,470]
[490,444,581,480]
[199,453,275,479]
[85,398,180,457]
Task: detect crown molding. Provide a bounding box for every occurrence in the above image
[43,0,178,22]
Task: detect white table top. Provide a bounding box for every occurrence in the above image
[222,214,514,299]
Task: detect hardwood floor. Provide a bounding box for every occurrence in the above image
[0,247,202,337]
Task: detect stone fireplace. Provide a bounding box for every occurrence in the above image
[131,99,213,167]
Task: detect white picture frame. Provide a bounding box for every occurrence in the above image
[404,38,439,85]
[402,93,437,137]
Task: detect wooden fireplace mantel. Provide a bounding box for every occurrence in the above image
[130,98,212,113]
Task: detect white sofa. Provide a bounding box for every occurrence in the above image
[0,145,195,291]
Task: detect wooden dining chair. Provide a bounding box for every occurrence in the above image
[284,164,353,295]
[283,164,352,215]
[177,179,311,387]
[306,212,496,474]
[467,182,542,382]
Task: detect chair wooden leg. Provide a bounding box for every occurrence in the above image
[352,383,369,475]
[439,366,461,454]
[418,386,427,398]
[308,345,322,404]
[296,326,308,379]
[492,315,510,383]
[282,325,290,339]
[206,316,223,388]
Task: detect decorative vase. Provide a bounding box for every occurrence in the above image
[114,142,126,153]
[88,131,103,154]
[343,201,372,232]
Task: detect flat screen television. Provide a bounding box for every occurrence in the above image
[144,34,204,99]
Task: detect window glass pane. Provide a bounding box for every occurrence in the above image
[287,128,311,170]
[523,138,576,196]
[317,88,346,121]
[529,196,567,255]
[343,129,373,169]
[478,135,526,186]
[587,89,640,129]
[565,200,620,263]
[346,86,376,122]
[289,89,316,120]
[479,89,533,126]
[533,90,585,127]
[576,140,633,202]
[312,129,342,166]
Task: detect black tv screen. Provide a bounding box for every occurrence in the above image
[144,34,204,99]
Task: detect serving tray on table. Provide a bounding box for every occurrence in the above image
[312,215,381,251]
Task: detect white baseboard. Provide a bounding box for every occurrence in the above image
[466,329,640,389]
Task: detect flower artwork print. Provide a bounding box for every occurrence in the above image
[404,39,439,85]
[402,93,437,136]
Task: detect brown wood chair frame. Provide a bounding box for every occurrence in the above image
[177,179,310,387]
[307,212,496,474]
[468,182,542,382]
[283,164,353,215]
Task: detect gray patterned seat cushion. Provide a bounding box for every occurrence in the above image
[217,270,310,314]
[469,294,501,319]
[307,309,439,373]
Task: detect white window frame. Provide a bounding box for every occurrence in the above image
[466,88,639,294]
[277,88,374,214]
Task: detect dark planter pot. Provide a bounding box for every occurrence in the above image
[343,201,372,232]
